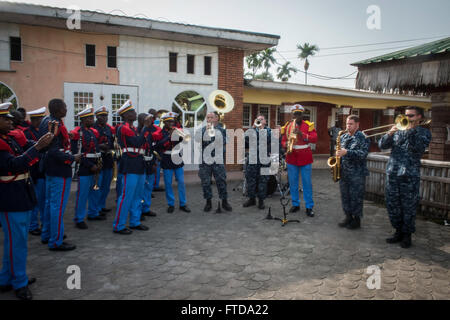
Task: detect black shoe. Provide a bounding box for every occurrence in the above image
[338,215,352,228]
[101,208,112,213]
[386,229,403,244]
[49,242,76,251]
[15,286,32,300]
[151,194,155,198]
[346,216,360,229]
[113,228,132,235]
[167,206,174,213]
[29,229,42,236]
[142,211,157,217]
[243,198,256,207]
[153,187,165,192]
[400,233,412,248]
[289,206,300,213]
[180,206,191,213]
[0,278,33,293]
[87,215,106,221]
[41,239,48,245]
[306,208,314,217]
[75,221,88,229]
[204,200,212,212]
[258,199,265,210]
[222,200,232,212]
[99,211,106,217]
[129,224,149,231]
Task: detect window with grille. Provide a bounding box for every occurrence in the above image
[10,37,21,61]
[187,54,195,74]
[73,92,93,127]
[276,106,281,126]
[243,104,251,128]
[111,93,130,126]
[107,46,117,68]
[258,105,270,124]
[85,44,96,67]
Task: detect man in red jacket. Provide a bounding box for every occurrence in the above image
[281,104,318,216]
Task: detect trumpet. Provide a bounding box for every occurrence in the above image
[254,119,263,128]
[363,114,431,138]
[172,127,191,142]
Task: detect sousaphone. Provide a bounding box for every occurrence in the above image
[208,90,234,128]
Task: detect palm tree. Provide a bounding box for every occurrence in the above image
[245,52,263,79]
[253,71,274,81]
[276,62,298,82]
[297,42,319,84]
[259,48,276,74]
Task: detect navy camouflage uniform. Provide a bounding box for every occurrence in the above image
[339,131,369,218]
[379,126,431,233]
[245,126,272,200]
[198,125,228,200]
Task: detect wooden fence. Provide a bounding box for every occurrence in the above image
[365,153,450,220]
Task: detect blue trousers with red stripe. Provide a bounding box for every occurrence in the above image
[154,161,161,188]
[115,173,124,202]
[163,167,186,207]
[0,211,31,289]
[141,173,155,213]
[113,173,145,231]
[95,168,113,211]
[42,176,71,248]
[29,178,45,232]
[74,175,99,222]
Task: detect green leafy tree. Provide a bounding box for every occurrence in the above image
[297,42,319,84]
[253,71,274,81]
[276,61,298,82]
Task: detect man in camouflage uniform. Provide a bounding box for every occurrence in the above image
[336,115,369,230]
[379,106,431,248]
[198,112,232,212]
[244,114,272,210]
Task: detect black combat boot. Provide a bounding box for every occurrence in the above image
[204,200,212,212]
[338,214,352,228]
[400,233,412,248]
[386,229,403,243]
[222,199,232,212]
[243,198,256,207]
[258,199,265,210]
[346,216,360,230]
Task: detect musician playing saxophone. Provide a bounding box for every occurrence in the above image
[336,115,369,230]
[281,105,317,216]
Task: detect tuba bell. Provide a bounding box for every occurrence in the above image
[208,90,235,128]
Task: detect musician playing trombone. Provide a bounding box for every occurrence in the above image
[379,106,431,249]
[336,115,369,230]
[70,106,103,230]
[197,111,232,212]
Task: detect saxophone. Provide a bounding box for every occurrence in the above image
[287,119,297,154]
[327,130,347,182]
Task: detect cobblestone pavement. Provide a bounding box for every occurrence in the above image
[1,170,449,300]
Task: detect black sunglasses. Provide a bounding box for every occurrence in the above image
[405,114,416,118]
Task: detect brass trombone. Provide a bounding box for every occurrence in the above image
[362,114,431,138]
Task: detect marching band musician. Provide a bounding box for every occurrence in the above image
[379,106,431,249]
[39,99,79,251]
[243,114,272,210]
[93,106,115,215]
[0,102,54,300]
[113,100,152,234]
[281,104,317,216]
[23,107,47,236]
[336,115,369,230]
[138,113,162,217]
[70,106,104,230]
[156,112,190,214]
[198,111,232,212]
[148,108,164,192]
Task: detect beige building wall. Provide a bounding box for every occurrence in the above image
[0,24,120,110]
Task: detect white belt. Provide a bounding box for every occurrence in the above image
[293,145,310,150]
[144,155,154,161]
[0,173,29,182]
[58,149,71,154]
[163,151,172,155]
[85,153,101,158]
[122,148,145,155]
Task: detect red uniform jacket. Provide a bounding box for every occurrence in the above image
[281,120,318,166]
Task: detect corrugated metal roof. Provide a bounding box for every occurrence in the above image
[351,37,450,66]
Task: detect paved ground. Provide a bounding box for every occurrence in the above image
[1,169,449,300]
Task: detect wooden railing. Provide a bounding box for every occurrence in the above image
[365,153,450,220]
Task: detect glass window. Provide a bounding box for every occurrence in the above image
[111,93,130,126]
[172,90,206,128]
[86,44,96,67]
[187,54,195,74]
[204,56,212,75]
[107,46,117,68]
[276,106,281,126]
[243,104,251,127]
[73,92,93,127]
[169,52,177,72]
[258,105,270,124]
[10,37,21,61]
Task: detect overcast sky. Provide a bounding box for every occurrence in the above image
[6,0,450,88]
